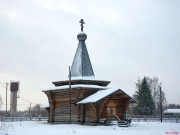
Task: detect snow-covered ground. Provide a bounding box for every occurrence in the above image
[0,121,180,135]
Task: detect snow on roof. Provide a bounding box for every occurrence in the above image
[78,31,87,35]
[163,109,180,114]
[52,77,110,83]
[41,104,49,108]
[77,88,119,104]
[71,76,95,80]
[43,84,108,92]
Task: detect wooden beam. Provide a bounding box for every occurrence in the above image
[90,103,96,111]
[96,103,99,122]
[82,104,86,124]
[50,92,55,123]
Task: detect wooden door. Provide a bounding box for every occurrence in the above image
[106,101,117,116]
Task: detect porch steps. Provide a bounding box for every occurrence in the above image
[118,121,130,127]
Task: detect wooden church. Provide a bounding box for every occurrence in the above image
[43,19,135,125]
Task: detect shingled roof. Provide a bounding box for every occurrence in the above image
[71,31,95,78]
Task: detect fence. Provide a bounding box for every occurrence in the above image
[132,117,179,123]
[0,117,179,123]
[0,117,48,122]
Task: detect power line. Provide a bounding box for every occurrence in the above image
[1,104,35,105]
[0,81,6,87]
[0,75,44,90]
[0,80,43,95]
[19,97,31,103]
[0,75,11,80]
[21,82,44,89]
[18,97,38,105]
[0,81,10,92]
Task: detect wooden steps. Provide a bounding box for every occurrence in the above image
[103,120,131,127]
[118,121,130,127]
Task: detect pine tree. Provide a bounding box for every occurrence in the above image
[133,77,155,115]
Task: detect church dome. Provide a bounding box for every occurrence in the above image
[77,32,87,41]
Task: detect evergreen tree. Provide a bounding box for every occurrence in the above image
[133,77,155,115]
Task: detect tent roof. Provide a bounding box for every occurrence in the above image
[71,32,95,78]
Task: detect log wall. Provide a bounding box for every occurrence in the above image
[44,88,131,124]
[44,88,98,123]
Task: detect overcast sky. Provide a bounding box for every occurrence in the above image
[0,0,180,110]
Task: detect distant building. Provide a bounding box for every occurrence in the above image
[163,109,180,117]
[43,20,135,124]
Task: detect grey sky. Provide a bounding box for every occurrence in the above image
[0,0,180,110]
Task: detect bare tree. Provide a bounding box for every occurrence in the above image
[148,77,167,115]
[31,104,48,117]
[166,104,180,109]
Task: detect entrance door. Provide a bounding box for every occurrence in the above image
[106,101,117,117]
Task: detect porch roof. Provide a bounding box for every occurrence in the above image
[77,88,136,104]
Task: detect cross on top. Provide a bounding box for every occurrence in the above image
[79,19,85,31]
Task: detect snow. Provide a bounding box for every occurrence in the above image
[71,76,95,80]
[78,31,87,35]
[40,104,49,108]
[70,77,110,82]
[53,77,110,83]
[77,88,119,104]
[43,84,108,92]
[1,121,180,135]
[164,109,180,114]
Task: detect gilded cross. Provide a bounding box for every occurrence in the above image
[79,19,85,31]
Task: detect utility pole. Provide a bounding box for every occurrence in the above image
[68,66,72,124]
[160,86,162,123]
[30,103,31,120]
[5,82,8,117]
